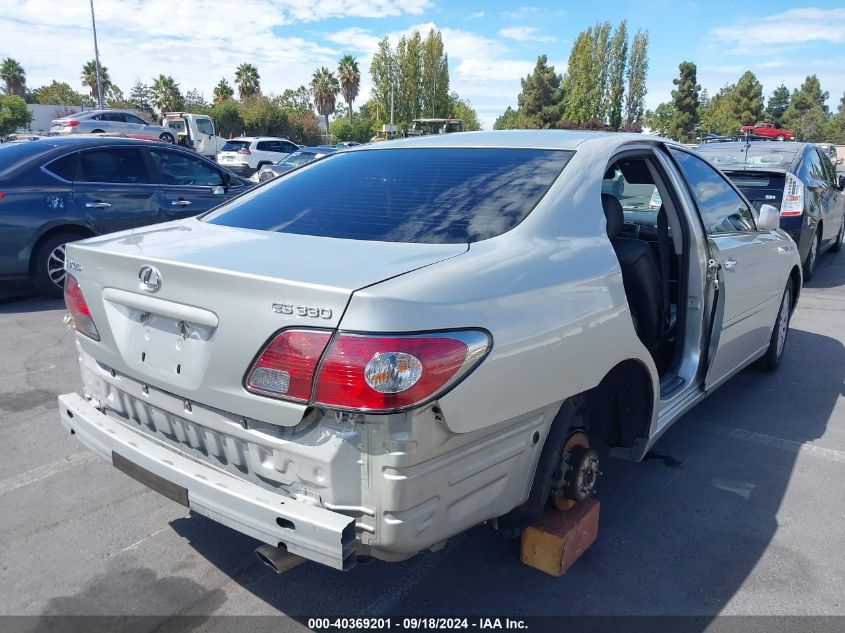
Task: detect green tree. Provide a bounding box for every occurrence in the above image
[234,63,260,100]
[699,84,738,136]
[213,78,234,106]
[105,84,129,109]
[731,71,764,126]
[184,89,209,112]
[624,29,649,127]
[448,93,481,131]
[421,29,450,118]
[370,36,397,126]
[493,106,528,130]
[517,55,562,129]
[32,81,86,106]
[0,94,33,136]
[129,80,155,117]
[396,31,423,125]
[310,66,340,135]
[337,55,360,121]
[643,102,674,137]
[783,75,830,141]
[329,116,354,142]
[240,95,288,136]
[277,86,312,112]
[150,74,183,116]
[765,84,790,127]
[210,101,243,138]
[1,58,26,96]
[606,21,628,130]
[80,60,111,104]
[669,61,700,142]
[561,25,597,123]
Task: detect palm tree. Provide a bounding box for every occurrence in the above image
[337,55,360,122]
[150,74,183,116]
[234,63,260,100]
[1,58,26,96]
[213,78,234,106]
[80,60,111,104]
[309,67,340,135]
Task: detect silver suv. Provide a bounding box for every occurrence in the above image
[51,109,177,143]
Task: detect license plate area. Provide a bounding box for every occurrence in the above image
[112,451,188,506]
[102,297,217,390]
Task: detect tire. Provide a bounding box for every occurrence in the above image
[831,218,845,253]
[776,135,785,141]
[31,232,82,298]
[803,230,820,281]
[759,280,793,371]
[159,133,175,144]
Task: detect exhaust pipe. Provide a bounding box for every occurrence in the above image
[255,544,306,574]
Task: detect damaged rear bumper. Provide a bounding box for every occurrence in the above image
[58,392,357,570]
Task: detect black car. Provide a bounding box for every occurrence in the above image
[0,136,251,296]
[696,141,845,280]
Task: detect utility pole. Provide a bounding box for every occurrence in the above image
[90,0,104,110]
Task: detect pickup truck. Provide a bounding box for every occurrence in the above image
[740,122,794,141]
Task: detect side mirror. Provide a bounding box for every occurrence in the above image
[757,204,780,231]
[838,175,845,191]
[211,185,225,195]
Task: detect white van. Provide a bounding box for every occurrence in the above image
[162,112,226,159]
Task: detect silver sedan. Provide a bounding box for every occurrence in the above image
[59,131,801,571]
[51,109,177,143]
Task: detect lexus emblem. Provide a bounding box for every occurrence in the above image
[138,265,162,292]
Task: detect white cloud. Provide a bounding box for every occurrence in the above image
[499,26,555,43]
[502,6,540,20]
[466,11,485,20]
[710,8,845,53]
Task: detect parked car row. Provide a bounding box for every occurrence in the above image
[52,129,841,574]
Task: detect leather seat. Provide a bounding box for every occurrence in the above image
[602,193,664,354]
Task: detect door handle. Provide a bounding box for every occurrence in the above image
[85,201,111,209]
[171,200,192,207]
[723,258,738,272]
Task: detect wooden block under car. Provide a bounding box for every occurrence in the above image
[520,499,599,577]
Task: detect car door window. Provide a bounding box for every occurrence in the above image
[149,149,223,186]
[669,148,756,234]
[798,149,824,183]
[816,149,837,186]
[196,118,214,135]
[77,148,151,184]
[125,114,148,125]
[44,152,78,182]
[281,142,298,153]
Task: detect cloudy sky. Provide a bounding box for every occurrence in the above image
[2,0,844,128]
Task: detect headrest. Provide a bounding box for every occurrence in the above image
[602,193,624,240]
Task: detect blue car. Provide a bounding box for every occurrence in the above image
[696,141,845,280]
[0,136,251,296]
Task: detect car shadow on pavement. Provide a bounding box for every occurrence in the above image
[0,282,60,313]
[167,319,844,623]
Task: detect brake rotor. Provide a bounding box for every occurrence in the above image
[551,431,600,511]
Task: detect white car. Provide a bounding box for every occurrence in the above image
[50,109,176,142]
[59,131,801,572]
[216,137,300,176]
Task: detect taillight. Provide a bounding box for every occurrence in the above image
[245,329,332,401]
[780,172,804,217]
[65,120,80,127]
[238,147,252,155]
[314,331,490,412]
[64,274,99,341]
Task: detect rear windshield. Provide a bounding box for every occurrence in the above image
[204,148,572,243]
[221,141,250,152]
[696,145,798,169]
[278,151,317,167]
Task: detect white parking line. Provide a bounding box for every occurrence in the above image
[705,423,845,464]
[0,452,96,496]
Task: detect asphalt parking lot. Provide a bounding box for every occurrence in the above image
[1,250,843,629]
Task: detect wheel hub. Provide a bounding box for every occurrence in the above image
[550,431,601,510]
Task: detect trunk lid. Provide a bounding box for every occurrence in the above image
[68,218,466,426]
[723,170,786,211]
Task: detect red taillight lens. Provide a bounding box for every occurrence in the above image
[245,329,332,401]
[65,120,80,127]
[64,274,99,341]
[314,331,489,412]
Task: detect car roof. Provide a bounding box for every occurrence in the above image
[359,129,647,151]
[299,145,337,153]
[230,136,292,142]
